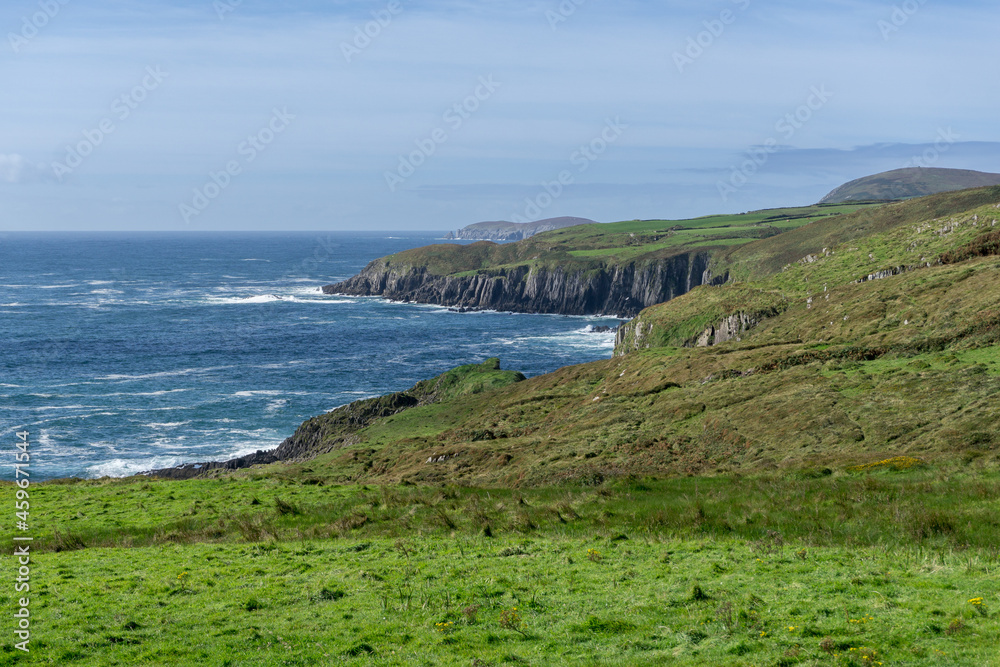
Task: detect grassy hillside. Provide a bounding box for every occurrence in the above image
[819,167,1000,204]
[380,203,877,277]
[9,187,1000,666]
[269,190,1000,488]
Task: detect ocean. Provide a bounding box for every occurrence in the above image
[1,232,621,480]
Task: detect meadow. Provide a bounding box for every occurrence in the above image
[3,469,1000,666]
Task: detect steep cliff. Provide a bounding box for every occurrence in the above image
[325,252,724,317]
[325,203,888,317]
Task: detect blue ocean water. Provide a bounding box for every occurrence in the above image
[1,233,621,480]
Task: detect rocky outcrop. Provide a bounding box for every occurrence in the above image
[693,312,767,347]
[144,359,524,480]
[614,292,787,356]
[325,253,725,318]
[145,391,420,479]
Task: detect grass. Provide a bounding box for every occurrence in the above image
[4,472,1000,665]
[8,188,1000,664]
[372,203,878,278]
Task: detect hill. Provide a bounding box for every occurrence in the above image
[14,187,1000,667]
[444,216,597,241]
[269,188,999,485]
[327,202,878,316]
[819,167,1000,204]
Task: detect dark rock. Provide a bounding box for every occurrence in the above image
[324,254,727,318]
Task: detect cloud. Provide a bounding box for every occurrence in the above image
[0,153,55,184]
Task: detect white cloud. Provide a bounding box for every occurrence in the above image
[0,154,26,183]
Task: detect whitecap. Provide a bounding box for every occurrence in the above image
[230,390,286,398]
[208,294,289,304]
[87,456,185,478]
[264,399,289,414]
[98,366,232,381]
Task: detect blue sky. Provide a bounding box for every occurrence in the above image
[0,0,997,231]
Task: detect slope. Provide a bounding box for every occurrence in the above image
[819,167,1000,204]
[258,188,1000,486]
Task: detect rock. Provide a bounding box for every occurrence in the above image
[324,253,727,318]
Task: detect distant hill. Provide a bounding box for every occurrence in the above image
[444,216,597,241]
[820,167,1000,204]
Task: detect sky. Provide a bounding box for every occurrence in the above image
[0,0,997,231]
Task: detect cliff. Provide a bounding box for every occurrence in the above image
[444,216,597,241]
[613,286,788,355]
[325,203,875,318]
[326,252,725,317]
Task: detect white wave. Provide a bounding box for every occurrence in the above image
[208,294,289,304]
[146,421,191,429]
[103,389,192,397]
[98,366,232,381]
[240,258,272,262]
[254,360,310,369]
[86,280,115,285]
[231,390,286,398]
[0,302,25,307]
[87,456,184,478]
[264,399,288,414]
[37,284,80,289]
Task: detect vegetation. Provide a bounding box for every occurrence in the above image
[6,186,1000,665]
[819,167,1000,204]
[379,203,879,277]
[4,472,1000,665]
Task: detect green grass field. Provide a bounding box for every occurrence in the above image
[4,471,1000,666]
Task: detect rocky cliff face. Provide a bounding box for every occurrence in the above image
[614,306,781,356]
[325,252,724,317]
[693,312,767,347]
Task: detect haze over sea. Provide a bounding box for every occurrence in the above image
[1,233,620,480]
